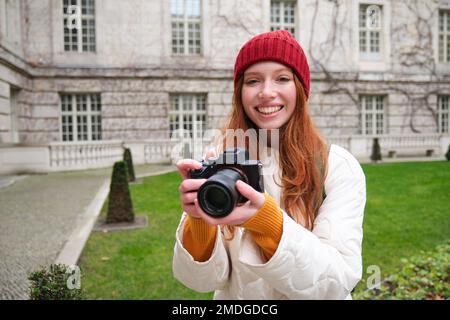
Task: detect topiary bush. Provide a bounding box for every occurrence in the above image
[28,264,83,300]
[370,137,382,163]
[445,144,450,161]
[354,241,450,300]
[123,148,136,182]
[106,161,135,223]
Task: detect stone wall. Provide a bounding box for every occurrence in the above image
[1,0,450,145]
[14,74,447,144]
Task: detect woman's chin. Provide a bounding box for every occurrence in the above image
[254,121,284,130]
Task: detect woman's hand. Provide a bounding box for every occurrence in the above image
[176,149,216,218]
[194,180,266,226]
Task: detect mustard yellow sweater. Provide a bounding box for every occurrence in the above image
[182,193,283,262]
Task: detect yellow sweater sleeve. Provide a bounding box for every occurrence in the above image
[182,193,283,262]
[240,193,283,261]
[182,215,217,262]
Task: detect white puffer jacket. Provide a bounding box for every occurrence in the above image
[172,144,366,300]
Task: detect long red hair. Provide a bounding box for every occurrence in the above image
[218,74,328,235]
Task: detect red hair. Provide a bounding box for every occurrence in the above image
[218,74,328,236]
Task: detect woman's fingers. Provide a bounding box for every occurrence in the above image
[180,191,198,205]
[175,147,216,180]
[194,199,218,226]
[235,180,266,209]
[179,179,207,219]
[179,178,207,194]
[191,180,266,226]
[203,147,217,161]
[176,159,203,180]
[194,198,256,226]
[177,149,265,224]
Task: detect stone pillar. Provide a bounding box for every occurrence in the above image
[123,142,145,165]
[349,135,369,160]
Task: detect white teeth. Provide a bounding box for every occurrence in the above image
[256,105,283,114]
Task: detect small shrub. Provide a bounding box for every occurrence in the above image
[354,241,450,300]
[28,264,83,300]
[445,144,450,161]
[123,148,136,182]
[370,138,382,163]
[106,161,135,223]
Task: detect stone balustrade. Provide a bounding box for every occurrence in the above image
[327,136,351,151]
[49,140,124,170]
[1,134,449,174]
[328,134,450,159]
[126,137,214,165]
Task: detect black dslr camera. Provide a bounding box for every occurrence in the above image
[188,148,264,218]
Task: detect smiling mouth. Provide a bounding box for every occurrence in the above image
[256,105,284,115]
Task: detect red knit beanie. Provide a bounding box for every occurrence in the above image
[234,30,310,99]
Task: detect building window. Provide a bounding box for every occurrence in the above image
[60,94,101,141]
[171,0,202,55]
[10,88,19,143]
[439,10,450,63]
[270,0,296,37]
[63,0,96,52]
[359,4,382,59]
[169,94,206,139]
[438,95,449,133]
[360,95,385,135]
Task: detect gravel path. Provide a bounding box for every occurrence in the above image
[0,164,175,300]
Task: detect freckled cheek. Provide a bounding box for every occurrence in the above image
[241,89,257,113]
[284,85,297,107]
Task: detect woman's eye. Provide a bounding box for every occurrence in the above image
[245,79,259,85]
[278,77,291,82]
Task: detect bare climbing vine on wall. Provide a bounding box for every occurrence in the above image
[307,0,446,133]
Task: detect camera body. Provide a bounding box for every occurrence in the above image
[189,148,264,217]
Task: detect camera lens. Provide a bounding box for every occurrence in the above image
[197,168,247,217]
[205,187,229,209]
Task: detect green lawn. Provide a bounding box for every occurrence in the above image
[79,172,213,299]
[78,161,450,299]
[355,161,450,293]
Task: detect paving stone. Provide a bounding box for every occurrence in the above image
[0,164,174,299]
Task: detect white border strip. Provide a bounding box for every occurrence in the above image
[55,178,110,266]
[54,166,177,266]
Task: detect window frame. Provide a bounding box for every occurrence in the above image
[438,95,449,133]
[9,88,20,143]
[359,3,383,60]
[63,0,96,53]
[169,93,207,140]
[170,0,202,55]
[353,0,391,71]
[60,93,102,142]
[270,0,297,38]
[359,95,386,135]
[438,9,450,63]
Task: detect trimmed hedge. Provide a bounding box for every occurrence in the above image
[370,137,382,162]
[28,264,83,300]
[106,161,134,223]
[123,148,136,182]
[355,241,450,300]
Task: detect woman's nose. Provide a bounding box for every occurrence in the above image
[259,81,277,99]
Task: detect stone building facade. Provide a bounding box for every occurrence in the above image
[1,0,450,172]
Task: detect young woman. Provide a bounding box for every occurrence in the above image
[172,30,366,300]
